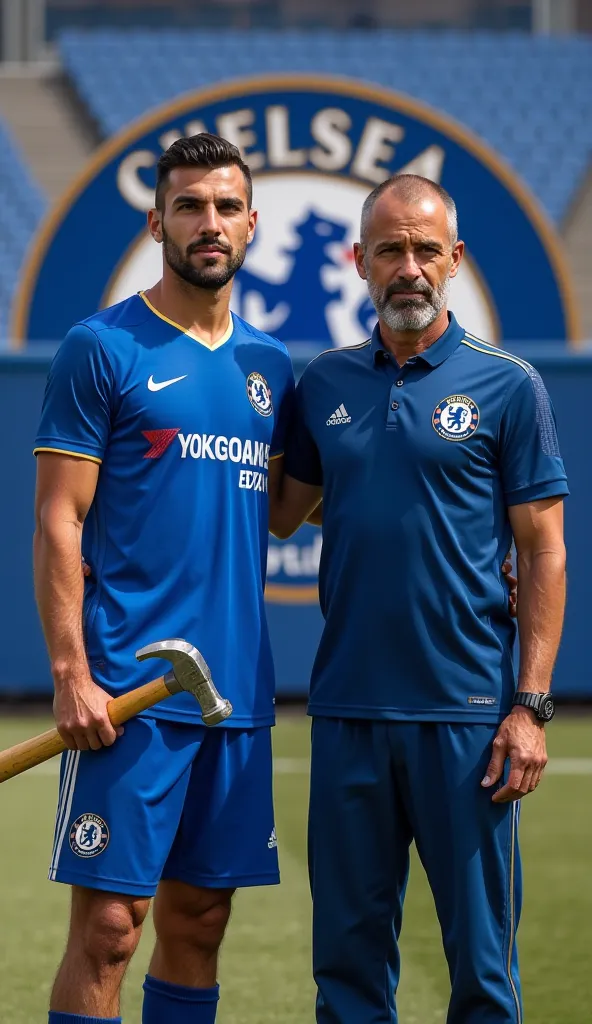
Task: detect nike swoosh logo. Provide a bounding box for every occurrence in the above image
[147,374,188,392]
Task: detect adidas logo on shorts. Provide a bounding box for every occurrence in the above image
[326,403,352,426]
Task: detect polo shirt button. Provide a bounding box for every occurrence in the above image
[395,379,403,387]
[391,401,399,411]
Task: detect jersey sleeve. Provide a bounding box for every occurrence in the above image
[34,324,114,463]
[499,369,569,505]
[284,376,323,486]
[269,356,295,459]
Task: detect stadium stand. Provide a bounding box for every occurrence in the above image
[58,29,592,225]
[0,29,590,344]
[0,121,46,339]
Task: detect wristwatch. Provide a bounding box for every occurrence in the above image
[512,691,555,722]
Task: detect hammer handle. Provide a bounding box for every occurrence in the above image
[0,676,170,783]
[108,676,170,725]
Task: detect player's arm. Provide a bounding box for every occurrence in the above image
[268,371,324,538]
[482,371,568,802]
[268,457,323,539]
[34,455,120,751]
[267,367,323,538]
[33,325,120,752]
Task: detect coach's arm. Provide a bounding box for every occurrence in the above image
[268,458,323,539]
[482,497,566,802]
[34,454,122,751]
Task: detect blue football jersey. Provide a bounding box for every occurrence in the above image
[34,292,295,726]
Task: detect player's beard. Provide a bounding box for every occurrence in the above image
[366,269,451,332]
[162,228,247,290]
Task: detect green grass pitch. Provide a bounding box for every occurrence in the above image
[0,711,591,1022]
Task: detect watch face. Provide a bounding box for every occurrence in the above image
[540,696,555,721]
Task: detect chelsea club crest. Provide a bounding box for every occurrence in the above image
[433,395,479,441]
[13,75,579,349]
[247,371,273,417]
[69,812,110,858]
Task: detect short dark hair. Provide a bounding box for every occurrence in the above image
[155,133,253,211]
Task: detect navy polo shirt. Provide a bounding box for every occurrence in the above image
[285,314,568,722]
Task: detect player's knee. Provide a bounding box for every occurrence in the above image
[74,894,147,968]
[195,897,233,950]
[156,890,233,955]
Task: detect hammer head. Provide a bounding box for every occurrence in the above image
[135,638,232,726]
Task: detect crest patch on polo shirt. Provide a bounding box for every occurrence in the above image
[432,395,479,441]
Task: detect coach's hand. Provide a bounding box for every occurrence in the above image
[481,706,547,802]
[53,675,123,752]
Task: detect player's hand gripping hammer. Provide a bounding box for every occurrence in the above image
[0,639,232,783]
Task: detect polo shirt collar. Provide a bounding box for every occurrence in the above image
[371,312,465,368]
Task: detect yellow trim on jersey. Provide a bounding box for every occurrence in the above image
[464,331,502,350]
[139,291,234,351]
[321,339,371,353]
[464,331,498,347]
[464,331,520,358]
[308,339,371,367]
[460,338,531,374]
[33,447,103,464]
[507,803,522,1024]
[269,451,284,461]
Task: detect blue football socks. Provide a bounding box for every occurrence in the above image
[142,975,220,1023]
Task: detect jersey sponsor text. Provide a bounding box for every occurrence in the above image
[177,433,270,468]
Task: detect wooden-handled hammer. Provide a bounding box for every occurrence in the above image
[0,638,232,783]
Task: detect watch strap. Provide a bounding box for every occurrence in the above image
[513,692,544,712]
[512,691,555,721]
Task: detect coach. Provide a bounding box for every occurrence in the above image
[271,174,568,1023]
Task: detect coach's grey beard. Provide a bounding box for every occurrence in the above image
[366,273,450,332]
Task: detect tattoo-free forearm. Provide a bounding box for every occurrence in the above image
[515,547,566,692]
[33,517,89,686]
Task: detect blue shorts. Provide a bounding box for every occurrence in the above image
[49,718,279,896]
